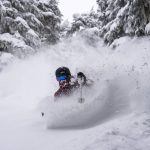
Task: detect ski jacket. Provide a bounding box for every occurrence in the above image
[54,76,93,98]
[54,76,79,97]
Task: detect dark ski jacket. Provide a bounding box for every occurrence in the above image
[54,76,93,98]
[54,77,78,97]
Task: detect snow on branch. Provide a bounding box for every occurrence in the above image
[0,0,61,57]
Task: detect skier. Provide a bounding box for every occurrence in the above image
[54,67,93,98]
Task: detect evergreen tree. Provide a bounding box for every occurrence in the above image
[67,9,99,35]
[97,0,150,44]
[0,0,62,57]
[65,10,100,46]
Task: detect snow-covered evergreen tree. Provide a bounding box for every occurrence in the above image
[97,0,150,45]
[65,10,100,46]
[67,10,99,35]
[67,0,150,46]
[0,0,61,57]
[59,19,72,37]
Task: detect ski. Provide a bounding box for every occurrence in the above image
[78,97,85,103]
[41,112,45,117]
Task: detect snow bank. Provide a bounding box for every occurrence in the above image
[61,112,150,150]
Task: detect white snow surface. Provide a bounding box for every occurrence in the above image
[0,36,150,150]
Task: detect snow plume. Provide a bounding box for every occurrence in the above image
[30,35,150,129]
[1,35,150,150]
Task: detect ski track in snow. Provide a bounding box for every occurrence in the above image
[0,36,150,150]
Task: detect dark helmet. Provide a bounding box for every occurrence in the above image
[55,67,71,81]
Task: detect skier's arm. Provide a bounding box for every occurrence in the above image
[70,76,80,88]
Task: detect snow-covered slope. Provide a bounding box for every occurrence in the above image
[0,36,150,150]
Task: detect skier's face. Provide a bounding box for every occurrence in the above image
[57,75,67,81]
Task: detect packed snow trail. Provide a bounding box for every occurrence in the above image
[0,36,150,150]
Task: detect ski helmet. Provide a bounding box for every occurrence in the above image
[55,67,71,81]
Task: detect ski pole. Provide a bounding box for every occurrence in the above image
[78,78,85,103]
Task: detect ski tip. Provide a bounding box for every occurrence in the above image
[78,98,85,103]
[41,112,45,117]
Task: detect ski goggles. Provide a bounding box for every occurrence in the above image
[57,75,67,81]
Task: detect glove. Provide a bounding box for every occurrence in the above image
[77,72,86,85]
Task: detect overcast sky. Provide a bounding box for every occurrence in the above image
[58,0,97,21]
